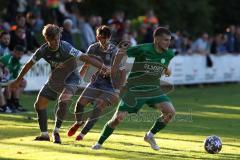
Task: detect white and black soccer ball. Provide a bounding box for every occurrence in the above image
[204,135,222,154]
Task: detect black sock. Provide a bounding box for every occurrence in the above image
[6,99,12,106]
[13,98,20,107]
[75,103,85,123]
[81,107,102,135]
[36,109,48,132]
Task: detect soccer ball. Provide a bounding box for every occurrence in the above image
[204,135,222,154]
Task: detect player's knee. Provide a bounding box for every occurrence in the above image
[34,101,44,110]
[59,93,72,102]
[96,99,106,112]
[20,79,27,88]
[109,114,124,128]
[163,108,176,123]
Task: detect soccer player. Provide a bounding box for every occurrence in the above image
[92,27,175,150]
[67,25,126,141]
[10,24,109,144]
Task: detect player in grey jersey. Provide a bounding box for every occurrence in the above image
[67,25,126,141]
[10,24,109,143]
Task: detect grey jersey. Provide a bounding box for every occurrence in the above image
[31,41,83,69]
[86,42,125,90]
[31,41,83,89]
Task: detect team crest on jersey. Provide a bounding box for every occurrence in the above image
[161,58,166,64]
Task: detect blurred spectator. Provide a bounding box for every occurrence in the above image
[210,34,227,54]
[17,0,28,14]
[181,33,193,54]
[172,30,183,54]
[9,27,27,51]
[61,19,74,45]
[45,0,65,25]
[89,15,102,33]
[122,32,137,46]
[26,11,42,33]
[108,10,125,43]
[14,14,26,28]
[5,0,19,22]
[235,26,240,53]
[0,45,27,113]
[0,18,11,32]
[143,9,159,25]
[225,25,238,53]
[0,32,11,56]
[25,12,40,52]
[191,32,210,55]
[76,12,96,52]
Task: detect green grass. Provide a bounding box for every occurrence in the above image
[0,84,240,160]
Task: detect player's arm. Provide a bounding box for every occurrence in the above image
[10,47,42,87]
[112,48,127,74]
[68,45,109,74]
[10,60,34,87]
[114,69,127,94]
[79,54,109,74]
[164,67,171,77]
[79,63,89,77]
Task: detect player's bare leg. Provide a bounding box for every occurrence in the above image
[144,102,175,150]
[53,88,74,144]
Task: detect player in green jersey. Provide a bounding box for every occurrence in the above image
[92,27,175,150]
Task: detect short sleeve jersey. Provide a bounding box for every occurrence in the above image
[127,43,174,79]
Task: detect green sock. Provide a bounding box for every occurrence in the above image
[98,124,114,145]
[150,117,166,134]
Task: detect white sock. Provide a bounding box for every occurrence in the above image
[147,131,154,138]
[96,142,101,146]
[54,127,60,133]
[80,133,85,138]
[41,132,49,137]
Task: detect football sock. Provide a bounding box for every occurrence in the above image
[13,98,20,106]
[150,117,166,134]
[98,124,114,145]
[36,109,48,132]
[75,103,85,123]
[81,106,102,135]
[41,131,49,137]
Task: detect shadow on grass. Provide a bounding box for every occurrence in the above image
[0,141,209,160]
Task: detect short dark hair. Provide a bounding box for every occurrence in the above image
[26,12,37,20]
[0,31,10,38]
[14,45,25,52]
[42,24,63,39]
[96,25,111,38]
[153,27,171,37]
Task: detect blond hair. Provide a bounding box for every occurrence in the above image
[42,24,63,39]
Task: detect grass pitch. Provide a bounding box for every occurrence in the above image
[0,84,240,160]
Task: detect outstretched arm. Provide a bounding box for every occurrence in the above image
[80,63,89,77]
[79,54,109,74]
[10,60,35,88]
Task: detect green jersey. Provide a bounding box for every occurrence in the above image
[0,54,21,79]
[127,43,174,79]
[120,43,175,107]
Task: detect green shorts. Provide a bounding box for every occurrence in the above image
[117,95,171,113]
